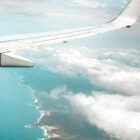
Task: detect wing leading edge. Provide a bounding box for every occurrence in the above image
[0,0,139,67]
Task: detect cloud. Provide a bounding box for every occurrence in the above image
[26,46,140,139]
[0,0,128,24]
[48,85,69,100]
[37,84,140,140]
[0,0,46,16]
[32,47,140,96]
[0,0,103,21]
[68,92,140,140]
[70,0,107,9]
[70,0,128,12]
[0,0,86,20]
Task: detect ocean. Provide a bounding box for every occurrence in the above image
[0,66,111,140]
[12,66,111,140]
[0,69,43,140]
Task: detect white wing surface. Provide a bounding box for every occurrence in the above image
[0,0,139,67]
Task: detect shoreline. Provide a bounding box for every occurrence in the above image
[17,74,62,140]
[24,85,61,139]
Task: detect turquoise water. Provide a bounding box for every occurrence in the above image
[0,66,111,140]
[15,67,111,140]
[0,69,42,140]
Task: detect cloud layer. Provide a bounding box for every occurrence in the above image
[0,0,128,24]
[69,92,140,140]
[34,47,140,96]
[70,0,107,8]
[28,44,140,140]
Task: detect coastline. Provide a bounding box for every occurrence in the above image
[22,83,61,140]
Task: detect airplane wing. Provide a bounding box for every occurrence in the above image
[0,0,139,67]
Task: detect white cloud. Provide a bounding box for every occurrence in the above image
[0,0,103,21]
[0,0,86,20]
[68,93,140,140]
[0,0,46,16]
[27,46,140,139]
[32,47,140,96]
[49,85,69,100]
[38,84,140,140]
[70,0,107,8]
[0,0,128,24]
[70,0,128,11]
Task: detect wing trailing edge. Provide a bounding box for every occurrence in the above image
[0,52,33,67]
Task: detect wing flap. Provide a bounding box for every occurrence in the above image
[0,52,33,67]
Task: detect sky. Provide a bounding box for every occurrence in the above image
[0,0,128,34]
[0,0,140,140]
